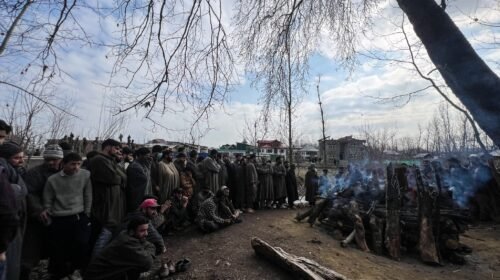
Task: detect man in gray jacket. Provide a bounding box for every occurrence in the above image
[42,152,92,280]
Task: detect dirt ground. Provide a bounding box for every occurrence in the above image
[165,209,500,280]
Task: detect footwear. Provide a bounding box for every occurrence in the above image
[246,208,255,213]
[159,263,170,278]
[175,258,192,272]
[167,260,176,274]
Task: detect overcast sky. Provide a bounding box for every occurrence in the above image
[1,0,499,148]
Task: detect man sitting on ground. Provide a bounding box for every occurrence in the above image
[196,191,232,233]
[84,215,156,280]
[120,198,166,256]
[215,186,241,223]
[165,188,190,232]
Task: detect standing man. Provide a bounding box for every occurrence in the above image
[42,152,92,280]
[157,149,180,204]
[217,153,228,189]
[200,149,220,194]
[273,156,287,209]
[305,164,319,206]
[89,139,126,256]
[244,154,258,213]
[0,120,10,144]
[0,141,27,280]
[257,160,274,209]
[20,145,64,280]
[286,164,299,208]
[126,147,152,212]
[0,121,20,280]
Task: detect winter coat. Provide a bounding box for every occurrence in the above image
[89,154,126,230]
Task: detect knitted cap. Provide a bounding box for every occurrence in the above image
[0,141,22,159]
[43,144,64,159]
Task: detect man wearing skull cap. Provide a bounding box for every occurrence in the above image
[20,145,63,280]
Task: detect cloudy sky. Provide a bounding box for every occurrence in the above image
[1,0,499,148]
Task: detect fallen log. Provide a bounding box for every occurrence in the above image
[251,237,349,280]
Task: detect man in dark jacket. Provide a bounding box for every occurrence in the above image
[89,139,126,257]
[126,148,152,212]
[20,145,63,280]
[285,164,299,208]
[0,120,15,279]
[84,215,156,280]
[120,198,166,256]
[0,141,27,280]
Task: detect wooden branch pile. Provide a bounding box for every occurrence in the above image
[319,164,472,265]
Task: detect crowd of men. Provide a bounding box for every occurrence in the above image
[0,119,303,280]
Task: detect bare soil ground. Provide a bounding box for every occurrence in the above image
[165,209,500,280]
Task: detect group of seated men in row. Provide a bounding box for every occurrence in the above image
[0,119,305,280]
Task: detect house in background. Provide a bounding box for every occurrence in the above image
[219,141,256,157]
[318,136,366,166]
[257,139,288,161]
[294,145,319,163]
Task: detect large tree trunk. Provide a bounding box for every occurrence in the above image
[397,0,500,147]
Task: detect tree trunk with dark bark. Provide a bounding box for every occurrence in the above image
[385,163,401,260]
[416,168,441,265]
[397,0,500,147]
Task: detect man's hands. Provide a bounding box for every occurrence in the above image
[160,200,172,214]
[40,209,51,225]
[0,251,6,261]
[181,195,189,208]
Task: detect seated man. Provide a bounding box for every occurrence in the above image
[165,188,190,231]
[215,186,241,223]
[196,191,232,233]
[84,215,156,280]
[120,198,166,256]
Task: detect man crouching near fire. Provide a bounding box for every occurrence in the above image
[84,215,156,280]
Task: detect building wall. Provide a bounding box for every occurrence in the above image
[319,138,366,165]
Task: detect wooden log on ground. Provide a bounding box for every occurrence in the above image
[251,237,349,280]
[385,163,401,260]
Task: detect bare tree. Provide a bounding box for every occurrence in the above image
[109,0,236,131]
[363,15,489,152]
[316,75,328,165]
[234,0,500,147]
[239,114,268,155]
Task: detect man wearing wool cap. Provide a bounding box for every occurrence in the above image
[20,144,64,280]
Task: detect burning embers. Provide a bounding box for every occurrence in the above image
[296,161,487,265]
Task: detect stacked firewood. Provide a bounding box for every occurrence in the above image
[319,164,472,265]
